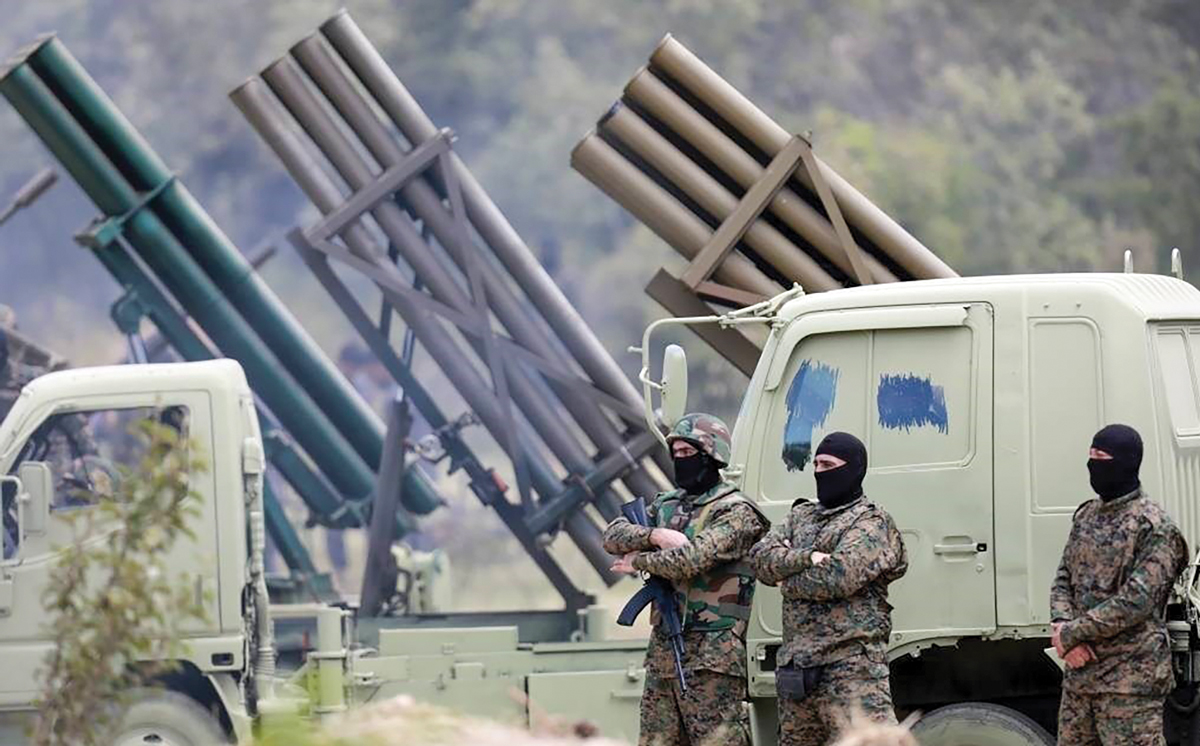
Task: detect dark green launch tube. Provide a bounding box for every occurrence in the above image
[23,36,388,475]
[0,55,441,517]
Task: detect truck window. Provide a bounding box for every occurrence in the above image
[760,331,868,502]
[3,406,189,557]
[760,324,974,503]
[870,326,972,469]
[1031,320,1103,509]
[1157,328,1200,434]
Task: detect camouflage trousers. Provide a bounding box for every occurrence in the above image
[778,654,896,746]
[639,669,751,746]
[1058,689,1165,746]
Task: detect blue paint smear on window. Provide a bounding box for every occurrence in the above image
[781,360,839,472]
[877,373,948,433]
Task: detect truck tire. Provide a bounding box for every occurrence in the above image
[112,689,230,746]
[912,702,1054,746]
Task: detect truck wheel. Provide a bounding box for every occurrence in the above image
[112,689,229,746]
[912,702,1054,746]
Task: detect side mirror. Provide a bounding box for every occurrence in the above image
[661,345,689,429]
[17,461,51,536]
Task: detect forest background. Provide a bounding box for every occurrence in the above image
[1,0,1198,608]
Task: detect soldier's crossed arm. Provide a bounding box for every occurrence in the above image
[1050,511,1089,623]
[781,515,902,601]
[603,517,654,555]
[602,500,662,555]
[750,513,810,586]
[1049,550,1076,624]
[1058,523,1189,651]
[632,503,766,582]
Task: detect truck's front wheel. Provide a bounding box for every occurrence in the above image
[112,689,230,746]
[912,702,1054,746]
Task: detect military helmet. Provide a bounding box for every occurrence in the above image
[666,412,732,466]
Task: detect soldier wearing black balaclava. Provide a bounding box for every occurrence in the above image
[1051,424,1188,746]
[603,413,769,746]
[750,431,908,746]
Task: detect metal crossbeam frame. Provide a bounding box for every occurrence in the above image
[293,232,590,609]
[288,126,665,608]
[652,134,872,341]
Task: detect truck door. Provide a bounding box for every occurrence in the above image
[0,393,219,706]
[746,304,995,658]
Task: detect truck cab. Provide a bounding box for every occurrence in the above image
[647,272,1200,741]
[0,360,260,741]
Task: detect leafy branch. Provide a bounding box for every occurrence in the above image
[32,417,210,746]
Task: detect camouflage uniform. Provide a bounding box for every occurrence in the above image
[1051,489,1188,746]
[750,496,908,746]
[604,414,769,746]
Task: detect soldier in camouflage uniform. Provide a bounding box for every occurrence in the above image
[750,432,908,746]
[604,413,769,746]
[1051,424,1188,746]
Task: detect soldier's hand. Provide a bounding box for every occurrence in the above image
[1051,623,1066,656]
[811,551,831,566]
[651,528,690,550]
[1063,644,1095,669]
[610,553,639,575]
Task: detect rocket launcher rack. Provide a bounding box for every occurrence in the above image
[0,36,442,587]
[573,35,958,375]
[230,10,671,602]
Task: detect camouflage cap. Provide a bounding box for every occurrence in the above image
[666,412,732,466]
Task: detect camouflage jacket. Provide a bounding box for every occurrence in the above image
[603,481,768,677]
[1051,489,1188,695]
[750,495,907,668]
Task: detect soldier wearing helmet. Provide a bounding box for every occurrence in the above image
[604,413,769,746]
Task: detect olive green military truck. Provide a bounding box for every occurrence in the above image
[638,271,1200,745]
[0,360,647,744]
[6,270,1200,745]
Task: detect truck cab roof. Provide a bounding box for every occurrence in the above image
[1,360,252,456]
[777,273,1200,322]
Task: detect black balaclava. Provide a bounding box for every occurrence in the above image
[673,446,722,496]
[1088,424,1143,501]
[814,432,868,509]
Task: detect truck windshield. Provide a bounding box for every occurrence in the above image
[3,405,189,558]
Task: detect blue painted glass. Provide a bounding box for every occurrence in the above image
[781,360,839,472]
[877,373,948,433]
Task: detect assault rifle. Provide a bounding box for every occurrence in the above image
[616,496,688,691]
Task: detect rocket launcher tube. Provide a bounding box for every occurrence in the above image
[259,55,628,521]
[231,80,618,585]
[319,11,657,439]
[571,133,783,298]
[287,35,664,505]
[647,35,956,281]
[23,36,389,471]
[622,70,898,285]
[600,102,840,293]
[0,62,389,508]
